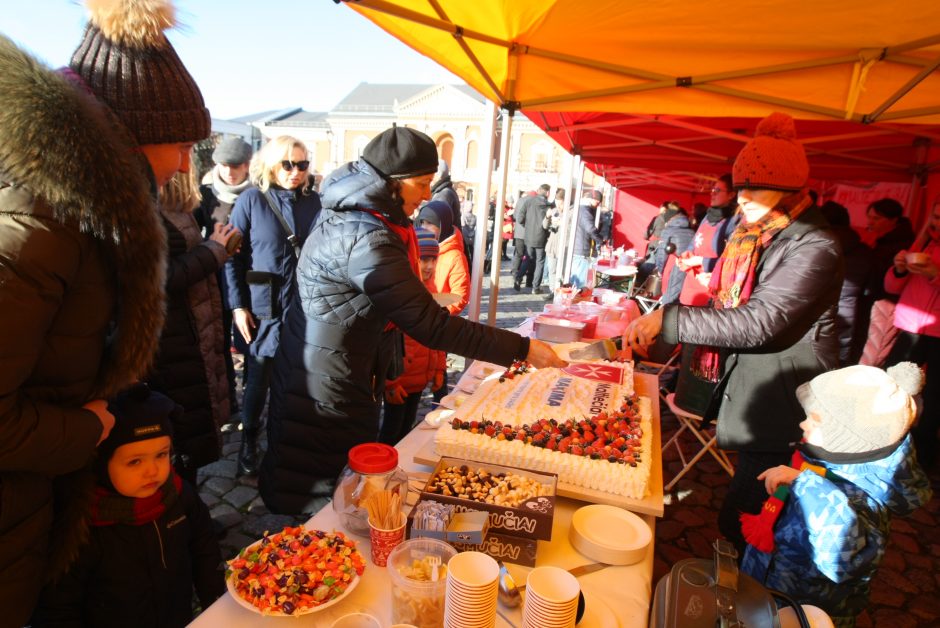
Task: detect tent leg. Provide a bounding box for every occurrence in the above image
[468,101,499,323]
[487,109,514,326]
[562,159,586,284]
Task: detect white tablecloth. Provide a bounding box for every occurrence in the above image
[191,380,658,628]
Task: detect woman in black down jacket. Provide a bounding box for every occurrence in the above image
[625,113,842,553]
[147,164,240,485]
[260,127,566,515]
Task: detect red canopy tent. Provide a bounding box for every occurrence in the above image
[532,112,940,249]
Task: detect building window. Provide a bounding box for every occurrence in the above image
[438,135,454,167]
[532,141,552,173]
[466,140,478,169]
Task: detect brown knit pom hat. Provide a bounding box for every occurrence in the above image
[69,0,210,146]
[732,112,809,192]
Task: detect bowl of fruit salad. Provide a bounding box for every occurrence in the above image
[226,526,366,616]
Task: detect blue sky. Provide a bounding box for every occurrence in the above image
[0,0,460,119]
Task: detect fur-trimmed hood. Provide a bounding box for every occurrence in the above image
[0,34,166,397]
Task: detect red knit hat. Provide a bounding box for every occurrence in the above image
[732,112,809,191]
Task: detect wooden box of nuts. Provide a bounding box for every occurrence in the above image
[420,457,557,541]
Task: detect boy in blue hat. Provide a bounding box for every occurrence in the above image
[33,384,225,627]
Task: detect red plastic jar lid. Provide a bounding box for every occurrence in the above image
[347,442,399,474]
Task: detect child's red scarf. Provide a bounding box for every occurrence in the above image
[90,472,183,527]
[740,449,841,553]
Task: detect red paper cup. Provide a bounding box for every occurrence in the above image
[369,513,406,567]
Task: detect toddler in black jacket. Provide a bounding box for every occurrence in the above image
[32,385,225,627]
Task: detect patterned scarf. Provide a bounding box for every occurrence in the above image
[90,472,183,527]
[691,192,812,382]
[740,449,841,553]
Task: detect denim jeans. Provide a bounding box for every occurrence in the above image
[241,354,273,435]
[545,255,557,288]
[570,255,591,288]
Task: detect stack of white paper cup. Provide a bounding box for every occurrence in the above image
[521,566,580,628]
[443,551,499,628]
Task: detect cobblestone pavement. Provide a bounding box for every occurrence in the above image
[197,259,940,626]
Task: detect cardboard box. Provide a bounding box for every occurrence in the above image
[420,457,557,541]
[407,500,489,545]
[452,530,539,567]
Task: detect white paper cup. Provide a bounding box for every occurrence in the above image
[446,551,499,587]
[522,566,580,628]
[329,612,381,628]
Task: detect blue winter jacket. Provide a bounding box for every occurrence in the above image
[224,186,320,358]
[741,436,932,627]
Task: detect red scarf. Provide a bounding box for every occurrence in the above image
[90,472,183,527]
[691,192,812,382]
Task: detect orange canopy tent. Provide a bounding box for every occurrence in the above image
[342,0,940,194]
[341,0,940,315]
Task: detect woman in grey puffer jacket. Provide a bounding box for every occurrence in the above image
[625,113,842,553]
[260,127,565,515]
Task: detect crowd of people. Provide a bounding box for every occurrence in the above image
[1,1,938,627]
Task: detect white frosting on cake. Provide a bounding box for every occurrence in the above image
[436,364,652,499]
[455,362,634,423]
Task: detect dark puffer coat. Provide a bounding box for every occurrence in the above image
[516,193,550,248]
[829,225,872,365]
[0,36,167,623]
[655,212,695,274]
[147,212,229,473]
[32,480,224,628]
[660,203,842,452]
[260,160,529,514]
[431,174,461,228]
[573,202,604,256]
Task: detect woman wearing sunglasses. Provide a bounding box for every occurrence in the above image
[258,126,566,516]
[223,135,321,476]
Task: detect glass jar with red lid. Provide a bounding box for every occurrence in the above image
[332,442,408,535]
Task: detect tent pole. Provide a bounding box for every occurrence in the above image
[487,109,514,326]
[562,159,586,284]
[468,100,499,323]
[611,182,619,248]
[551,150,576,291]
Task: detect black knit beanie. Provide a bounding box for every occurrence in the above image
[362,126,439,180]
[69,0,210,146]
[97,384,178,474]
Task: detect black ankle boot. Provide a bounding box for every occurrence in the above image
[237,431,259,477]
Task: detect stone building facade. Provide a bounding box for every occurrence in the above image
[230,82,582,204]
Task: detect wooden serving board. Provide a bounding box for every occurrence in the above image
[414,373,665,517]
